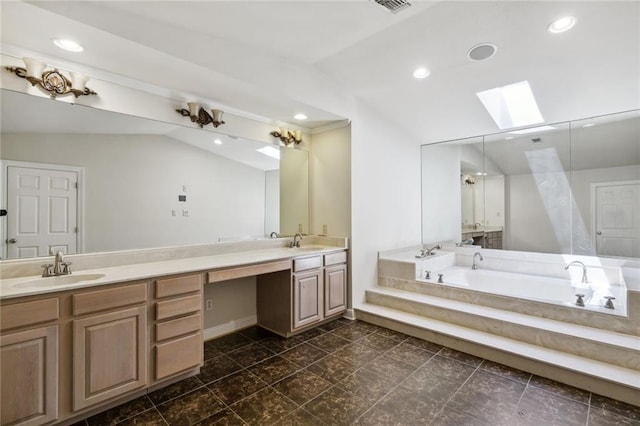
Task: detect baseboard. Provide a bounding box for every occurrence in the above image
[203,315,257,341]
[343,308,356,320]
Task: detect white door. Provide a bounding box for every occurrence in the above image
[6,166,78,258]
[595,182,640,258]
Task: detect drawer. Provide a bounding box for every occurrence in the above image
[293,256,322,272]
[0,298,59,331]
[156,293,201,321]
[155,274,201,298]
[324,251,347,266]
[155,332,202,380]
[156,312,202,342]
[208,259,290,283]
[73,283,147,316]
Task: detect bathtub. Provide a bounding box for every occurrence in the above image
[379,246,628,317]
[420,265,627,316]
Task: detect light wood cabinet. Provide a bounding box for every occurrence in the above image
[257,250,348,337]
[152,274,203,382]
[72,305,147,411]
[1,325,59,426]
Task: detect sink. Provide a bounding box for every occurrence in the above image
[11,273,106,288]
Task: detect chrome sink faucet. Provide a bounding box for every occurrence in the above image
[565,260,588,283]
[472,252,483,270]
[42,251,72,277]
[289,233,302,248]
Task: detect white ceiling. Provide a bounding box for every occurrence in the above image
[1,1,639,144]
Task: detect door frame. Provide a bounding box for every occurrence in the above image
[1,160,85,259]
[590,179,640,256]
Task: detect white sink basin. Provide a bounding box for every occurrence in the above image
[11,274,106,288]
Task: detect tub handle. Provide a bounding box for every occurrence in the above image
[437,274,444,284]
[604,296,615,310]
[425,270,431,279]
[575,294,585,307]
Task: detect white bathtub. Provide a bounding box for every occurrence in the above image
[421,265,627,315]
[378,247,629,317]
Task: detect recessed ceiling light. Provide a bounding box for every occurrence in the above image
[294,113,307,120]
[582,123,595,128]
[475,172,487,176]
[257,146,280,160]
[213,139,223,145]
[467,43,497,61]
[413,67,430,79]
[52,38,84,52]
[477,80,544,129]
[548,16,576,34]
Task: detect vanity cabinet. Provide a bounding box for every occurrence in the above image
[257,250,348,337]
[153,274,203,381]
[71,283,148,411]
[0,298,59,426]
[485,231,503,249]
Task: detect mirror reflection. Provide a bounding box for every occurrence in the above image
[0,89,309,259]
[422,110,640,259]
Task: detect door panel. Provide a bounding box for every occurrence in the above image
[293,270,323,329]
[596,183,640,258]
[6,165,78,258]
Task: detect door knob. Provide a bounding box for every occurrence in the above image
[597,231,602,235]
[7,238,17,244]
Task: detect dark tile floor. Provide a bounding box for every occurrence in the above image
[77,319,640,425]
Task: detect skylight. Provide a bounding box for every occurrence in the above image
[476,81,544,130]
[508,125,557,135]
[257,146,280,160]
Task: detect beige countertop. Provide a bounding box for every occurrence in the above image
[461,226,503,233]
[0,245,344,300]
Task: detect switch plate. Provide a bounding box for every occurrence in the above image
[322,224,328,235]
[205,299,213,311]
[183,210,190,217]
[298,224,303,233]
[182,185,187,192]
[171,209,176,217]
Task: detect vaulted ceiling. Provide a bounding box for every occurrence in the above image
[1,1,639,144]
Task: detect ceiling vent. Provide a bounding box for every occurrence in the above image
[373,0,411,13]
[468,43,497,61]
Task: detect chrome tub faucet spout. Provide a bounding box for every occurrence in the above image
[565,260,588,283]
[472,252,483,270]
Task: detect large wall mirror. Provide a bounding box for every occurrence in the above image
[0,89,309,259]
[421,109,640,259]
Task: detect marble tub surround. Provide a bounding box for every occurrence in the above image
[72,319,640,425]
[0,236,348,299]
[379,245,630,318]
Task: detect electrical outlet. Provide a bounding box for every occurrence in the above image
[183,209,190,217]
[322,224,328,235]
[205,299,213,311]
[298,224,303,233]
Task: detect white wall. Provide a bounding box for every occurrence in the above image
[351,101,422,308]
[309,124,351,237]
[264,169,280,235]
[484,175,505,227]
[203,277,256,331]
[1,133,267,252]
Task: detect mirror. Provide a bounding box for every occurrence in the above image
[0,89,310,259]
[422,110,640,259]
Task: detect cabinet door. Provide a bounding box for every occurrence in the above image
[73,306,147,411]
[1,325,58,426]
[324,264,347,317]
[292,269,323,329]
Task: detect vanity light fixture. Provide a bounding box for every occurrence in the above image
[176,102,225,128]
[4,57,97,99]
[462,174,476,185]
[270,127,302,146]
[548,16,577,34]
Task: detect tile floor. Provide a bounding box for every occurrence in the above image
[77,319,640,425]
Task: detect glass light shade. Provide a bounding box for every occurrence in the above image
[294,130,302,141]
[187,102,200,118]
[279,127,288,137]
[70,72,89,92]
[211,109,224,122]
[22,57,46,78]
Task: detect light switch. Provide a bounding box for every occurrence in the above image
[183,210,190,217]
[182,185,187,192]
[171,209,176,217]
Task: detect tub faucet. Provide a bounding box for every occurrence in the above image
[565,260,588,283]
[472,252,483,270]
[416,244,441,258]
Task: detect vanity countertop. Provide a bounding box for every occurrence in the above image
[461,226,503,233]
[0,245,344,300]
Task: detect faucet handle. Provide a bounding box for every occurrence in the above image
[604,296,615,310]
[424,270,431,279]
[575,294,585,307]
[62,262,72,275]
[41,264,53,277]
